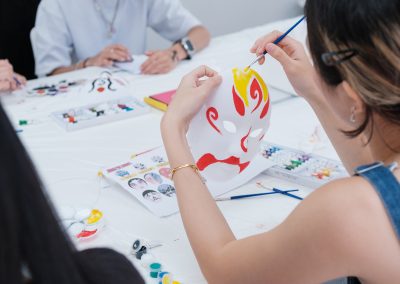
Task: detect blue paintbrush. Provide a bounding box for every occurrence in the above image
[215,189,299,201]
[256,182,303,201]
[246,16,306,71]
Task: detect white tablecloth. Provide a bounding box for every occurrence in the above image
[2,16,339,283]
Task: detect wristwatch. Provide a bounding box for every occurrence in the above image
[179,37,195,60]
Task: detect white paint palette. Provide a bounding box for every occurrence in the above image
[261,142,348,188]
[51,96,150,131]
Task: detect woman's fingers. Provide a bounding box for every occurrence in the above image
[0,81,11,92]
[163,65,223,133]
[251,30,301,56]
[14,73,27,85]
[181,66,222,99]
[186,65,219,81]
[265,43,292,68]
[251,30,283,53]
[199,72,222,95]
[10,78,18,91]
[0,69,14,82]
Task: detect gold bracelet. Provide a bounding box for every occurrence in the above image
[170,163,205,183]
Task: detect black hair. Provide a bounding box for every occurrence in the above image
[0,103,143,283]
[305,0,400,138]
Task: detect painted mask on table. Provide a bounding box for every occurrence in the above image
[187,68,271,181]
[88,71,127,94]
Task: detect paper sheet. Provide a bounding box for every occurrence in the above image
[114,54,148,75]
[103,147,273,217]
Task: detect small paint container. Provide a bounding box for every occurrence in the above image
[19,119,34,126]
[149,262,162,278]
[150,271,159,278]
[159,272,172,284]
[85,209,103,225]
[76,229,98,239]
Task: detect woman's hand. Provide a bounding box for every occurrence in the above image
[86,44,132,67]
[13,73,27,87]
[250,31,321,101]
[0,60,14,91]
[0,60,26,92]
[161,65,222,134]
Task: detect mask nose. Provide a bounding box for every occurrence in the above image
[241,128,251,153]
[229,128,251,157]
[229,128,251,156]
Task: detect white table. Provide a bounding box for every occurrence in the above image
[2,17,339,283]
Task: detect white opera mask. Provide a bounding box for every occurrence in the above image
[187,68,271,181]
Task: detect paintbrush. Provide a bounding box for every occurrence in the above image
[245,16,306,71]
[256,182,303,201]
[215,189,299,201]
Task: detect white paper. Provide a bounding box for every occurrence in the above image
[103,147,177,217]
[103,147,273,217]
[114,54,148,75]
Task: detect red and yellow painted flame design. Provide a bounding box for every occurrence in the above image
[198,68,270,173]
[206,68,270,135]
[232,68,270,119]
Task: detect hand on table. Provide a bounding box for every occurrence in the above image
[0,60,27,92]
[86,44,132,67]
[161,65,222,133]
[250,31,320,100]
[140,49,179,75]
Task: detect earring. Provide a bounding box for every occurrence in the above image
[350,106,356,123]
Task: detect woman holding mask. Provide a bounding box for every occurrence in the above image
[161,0,400,283]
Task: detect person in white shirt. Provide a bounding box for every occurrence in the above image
[31,0,210,77]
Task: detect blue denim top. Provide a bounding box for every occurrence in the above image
[355,162,400,238]
[346,162,400,284]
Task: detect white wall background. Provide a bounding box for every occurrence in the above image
[147,0,303,49]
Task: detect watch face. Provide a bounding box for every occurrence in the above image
[185,39,194,52]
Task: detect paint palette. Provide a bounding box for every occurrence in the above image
[60,207,105,241]
[27,79,86,96]
[51,96,150,131]
[261,142,348,188]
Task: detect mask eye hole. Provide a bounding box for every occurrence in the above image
[250,128,263,138]
[223,120,237,134]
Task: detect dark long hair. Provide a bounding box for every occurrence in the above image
[0,103,143,283]
[305,0,400,137]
